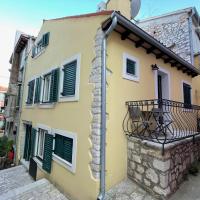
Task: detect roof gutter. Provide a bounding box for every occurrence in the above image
[97,12,117,200]
[111,12,200,76]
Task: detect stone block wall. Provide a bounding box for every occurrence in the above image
[89,28,104,179]
[127,137,200,199]
[138,12,192,64]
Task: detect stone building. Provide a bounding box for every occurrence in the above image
[137,7,200,65]
[137,7,200,105]
[4,31,35,140]
[0,86,7,135]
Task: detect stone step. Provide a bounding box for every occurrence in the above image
[0,165,34,195]
[1,178,68,200]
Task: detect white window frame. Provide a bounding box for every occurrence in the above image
[36,128,46,160]
[26,76,37,106]
[52,129,77,173]
[59,54,81,102]
[182,80,192,105]
[122,53,140,82]
[42,73,52,103]
[34,124,52,162]
[154,67,171,100]
[38,66,58,108]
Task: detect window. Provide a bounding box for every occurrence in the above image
[62,61,77,96]
[36,128,47,160]
[60,54,81,102]
[42,74,51,103]
[27,80,35,105]
[52,129,77,172]
[40,68,59,105]
[123,53,139,82]
[32,32,50,58]
[183,83,192,107]
[126,59,136,76]
[34,77,42,104]
[54,134,73,164]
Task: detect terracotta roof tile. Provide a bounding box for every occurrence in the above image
[46,10,113,21]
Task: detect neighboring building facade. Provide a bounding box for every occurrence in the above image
[0,86,7,133]
[16,1,200,200]
[4,32,35,140]
[137,7,200,104]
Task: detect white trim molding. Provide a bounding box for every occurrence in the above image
[154,66,171,100]
[122,53,140,82]
[59,53,81,102]
[52,128,77,173]
[181,80,192,104]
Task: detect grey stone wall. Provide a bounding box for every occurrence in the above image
[89,28,104,179]
[138,12,192,64]
[128,137,200,198]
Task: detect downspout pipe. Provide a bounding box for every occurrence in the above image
[189,9,195,65]
[97,13,117,200]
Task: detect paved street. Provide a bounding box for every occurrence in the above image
[106,173,200,200]
[0,165,69,200]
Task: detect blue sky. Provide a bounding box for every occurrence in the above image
[0,0,200,86]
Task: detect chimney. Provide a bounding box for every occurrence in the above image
[106,0,131,19]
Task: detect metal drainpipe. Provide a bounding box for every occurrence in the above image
[97,13,117,200]
[15,38,32,164]
[188,9,195,65]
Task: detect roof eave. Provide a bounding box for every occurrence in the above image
[102,12,200,77]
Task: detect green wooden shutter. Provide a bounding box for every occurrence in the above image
[42,32,50,47]
[27,80,35,104]
[32,46,36,58]
[30,128,37,158]
[62,61,77,96]
[50,68,60,102]
[23,127,29,159]
[54,134,63,157]
[42,133,53,173]
[63,137,73,163]
[126,59,136,75]
[34,77,41,103]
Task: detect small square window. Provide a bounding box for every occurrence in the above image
[126,59,136,76]
[123,53,139,82]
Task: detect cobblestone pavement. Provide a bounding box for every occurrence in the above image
[0,165,34,195]
[105,179,156,200]
[0,165,69,200]
[169,172,200,200]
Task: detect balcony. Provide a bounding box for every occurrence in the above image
[123,99,200,153]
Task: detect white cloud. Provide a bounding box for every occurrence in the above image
[0,19,40,87]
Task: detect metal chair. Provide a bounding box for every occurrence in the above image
[128,106,152,137]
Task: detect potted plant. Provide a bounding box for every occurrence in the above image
[0,136,13,169]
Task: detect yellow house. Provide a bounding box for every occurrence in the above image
[17,0,200,199]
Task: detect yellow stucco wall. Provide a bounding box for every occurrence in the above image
[18,11,196,199]
[107,0,131,19]
[192,55,200,105]
[105,32,193,189]
[18,15,110,200]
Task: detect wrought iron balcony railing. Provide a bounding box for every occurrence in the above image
[123,99,200,153]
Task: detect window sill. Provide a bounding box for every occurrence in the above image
[38,103,55,109]
[33,157,43,167]
[25,104,35,109]
[59,95,79,102]
[33,48,45,59]
[52,153,75,173]
[123,74,139,82]
[33,157,48,174]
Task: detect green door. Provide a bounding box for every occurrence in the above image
[23,124,32,161]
